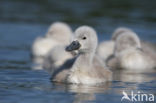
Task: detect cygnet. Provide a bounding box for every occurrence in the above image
[31,22,73,69]
[97,27,156,62]
[51,26,112,85]
[107,32,156,70]
[97,27,133,61]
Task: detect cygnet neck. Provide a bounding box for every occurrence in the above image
[76,50,95,67]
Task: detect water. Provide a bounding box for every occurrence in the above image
[0,0,156,103]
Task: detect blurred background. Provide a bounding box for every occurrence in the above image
[0,0,156,103]
[0,0,156,40]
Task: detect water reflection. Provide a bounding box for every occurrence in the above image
[113,69,156,83]
[52,82,111,103]
[73,94,95,103]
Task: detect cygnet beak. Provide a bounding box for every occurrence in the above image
[66,40,81,51]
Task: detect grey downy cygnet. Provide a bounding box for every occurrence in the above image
[97,27,133,61]
[31,22,73,69]
[107,31,156,71]
[51,26,112,85]
[97,27,156,62]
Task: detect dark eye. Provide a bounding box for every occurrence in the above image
[82,36,86,40]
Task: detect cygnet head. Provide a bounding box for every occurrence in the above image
[46,22,73,43]
[114,31,141,56]
[112,27,133,41]
[66,26,98,54]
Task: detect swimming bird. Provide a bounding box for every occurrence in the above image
[97,27,156,62]
[97,27,133,61]
[31,22,73,69]
[107,31,156,70]
[51,26,112,85]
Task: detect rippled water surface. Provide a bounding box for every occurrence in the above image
[0,0,156,103]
